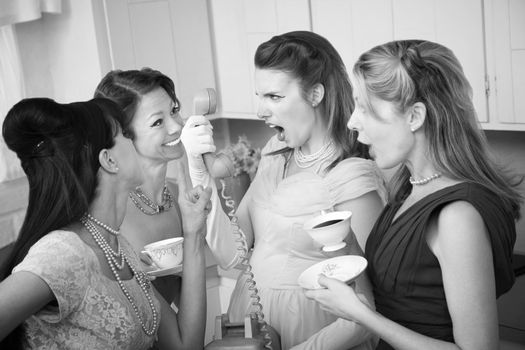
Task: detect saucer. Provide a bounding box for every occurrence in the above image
[321,242,347,252]
[297,255,367,290]
[146,264,183,277]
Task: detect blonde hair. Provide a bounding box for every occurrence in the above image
[352,40,522,217]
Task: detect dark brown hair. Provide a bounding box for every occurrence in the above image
[94,67,180,139]
[1,97,125,347]
[255,31,369,167]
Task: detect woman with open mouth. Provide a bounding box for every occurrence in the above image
[185,31,388,350]
[305,39,522,350]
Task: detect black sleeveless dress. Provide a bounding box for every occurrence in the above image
[365,182,516,349]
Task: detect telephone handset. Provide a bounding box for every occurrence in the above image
[193,89,280,349]
[205,181,280,350]
[192,88,235,179]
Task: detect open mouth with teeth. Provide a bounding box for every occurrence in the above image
[268,124,285,141]
[163,137,181,147]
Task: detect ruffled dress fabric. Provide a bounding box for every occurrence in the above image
[365,182,516,349]
[228,136,387,350]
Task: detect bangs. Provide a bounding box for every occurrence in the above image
[350,69,375,117]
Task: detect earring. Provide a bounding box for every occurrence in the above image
[410,127,416,132]
[115,167,119,172]
[312,102,317,108]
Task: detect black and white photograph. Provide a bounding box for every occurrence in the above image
[0,1,524,349]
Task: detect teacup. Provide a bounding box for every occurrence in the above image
[141,237,184,269]
[303,210,352,252]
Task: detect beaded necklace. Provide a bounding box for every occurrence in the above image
[293,140,337,173]
[86,213,120,235]
[409,173,441,185]
[129,185,174,215]
[80,214,159,336]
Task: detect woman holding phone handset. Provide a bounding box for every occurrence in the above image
[183,31,387,350]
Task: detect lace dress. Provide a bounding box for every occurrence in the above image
[13,230,161,349]
[227,136,387,350]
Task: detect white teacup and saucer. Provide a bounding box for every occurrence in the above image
[141,237,184,277]
[299,210,367,289]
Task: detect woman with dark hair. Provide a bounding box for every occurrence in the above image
[94,68,211,304]
[185,31,387,349]
[305,40,522,350]
[0,97,211,349]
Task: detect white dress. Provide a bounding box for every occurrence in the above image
[223,137,386,350]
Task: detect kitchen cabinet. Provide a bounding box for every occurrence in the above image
[209,0,311,118]
[209,0,525,131]
[311,0,487,123]
[99,0,216,116]
[485,0,525,130]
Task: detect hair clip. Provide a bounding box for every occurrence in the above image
[29,140,52,158]
[35,140,44,150]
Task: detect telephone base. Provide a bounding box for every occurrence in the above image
[205,313,281,350]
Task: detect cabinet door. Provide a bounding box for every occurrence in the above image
[104,0,180,88]
[487,0,525,130]
[102,0,216,116]
[312,0,488,124]
[209,0,311,118]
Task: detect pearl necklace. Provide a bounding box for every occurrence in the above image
[80,214,159,336]
[86,213,120,235]
[130,185,174,215]
[83,216,125,269]
[409,173,441,185]
[293,141,336,173]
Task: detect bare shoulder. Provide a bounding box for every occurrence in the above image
[428,200,489,257]
[438,200,483,227]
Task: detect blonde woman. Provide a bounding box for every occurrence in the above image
[306,39,522,350]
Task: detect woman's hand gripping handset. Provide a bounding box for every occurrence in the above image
[180,115,216,187]
[155,164,212,350]
[181,116,242,270]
